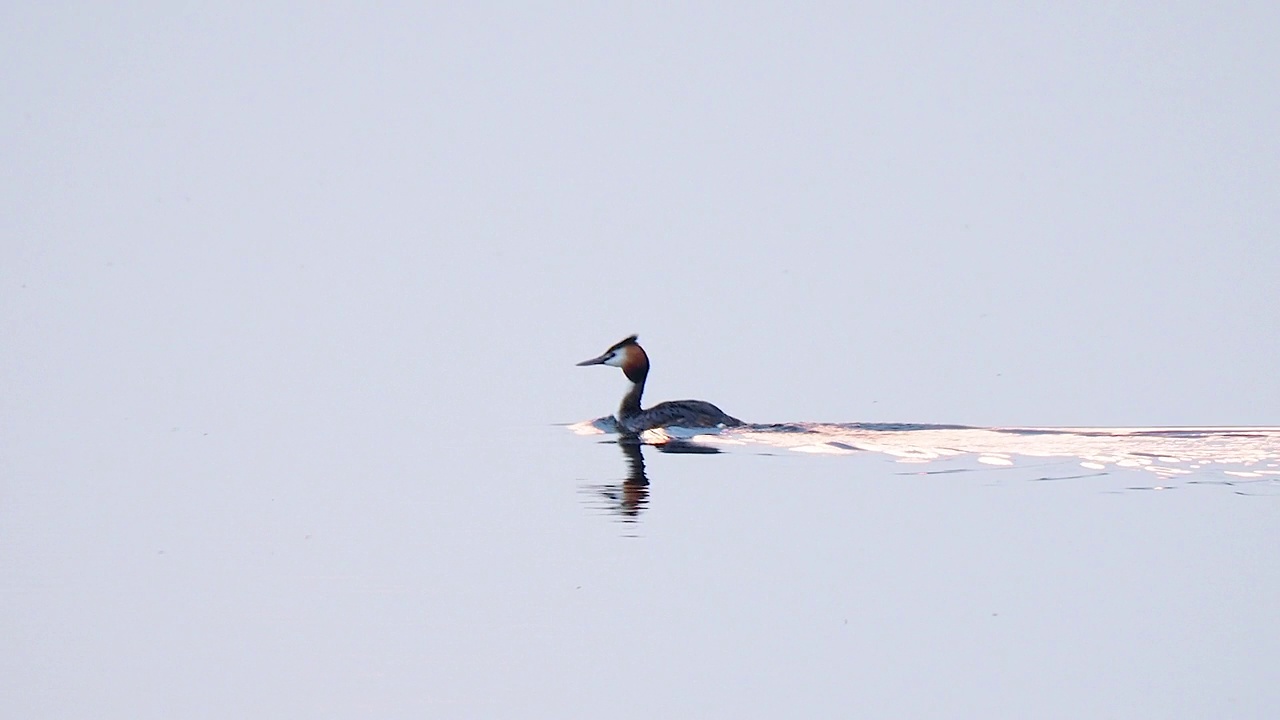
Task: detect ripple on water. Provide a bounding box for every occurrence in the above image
[567,419,1280,493]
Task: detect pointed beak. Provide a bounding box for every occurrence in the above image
[576,353,609,367]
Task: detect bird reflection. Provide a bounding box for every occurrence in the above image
[580,438,721,522]
[583,440,650,520]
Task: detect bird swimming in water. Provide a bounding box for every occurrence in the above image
[576,335,743,434]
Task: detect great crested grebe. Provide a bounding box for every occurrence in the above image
[576,335,743,433]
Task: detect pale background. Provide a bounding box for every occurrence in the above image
[4,4,1278,718]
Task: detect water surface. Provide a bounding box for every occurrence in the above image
[563,423,1279,717]
[6,4,1279,718]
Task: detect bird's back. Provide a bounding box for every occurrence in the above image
[620,399,742,432]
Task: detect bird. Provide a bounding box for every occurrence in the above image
[576,335,742,434]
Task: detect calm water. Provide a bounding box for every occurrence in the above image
[6,5,1279,718]
[10,410,1277,717]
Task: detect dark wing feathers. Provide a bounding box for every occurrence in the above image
[638,400,742,429]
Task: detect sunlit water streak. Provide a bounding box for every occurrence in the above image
[569,419,1280,496]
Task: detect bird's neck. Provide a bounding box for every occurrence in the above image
[619,370,647,418]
